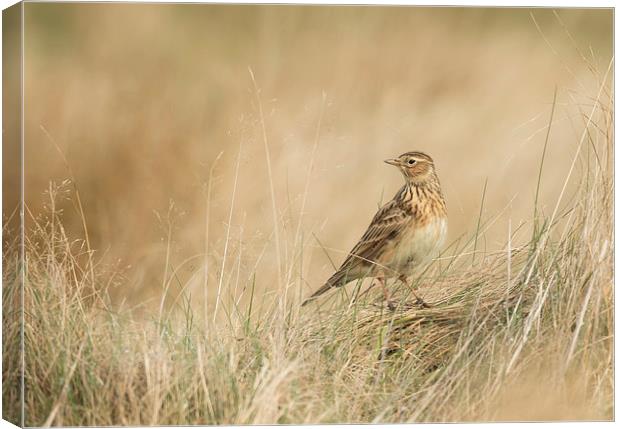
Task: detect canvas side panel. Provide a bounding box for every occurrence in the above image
[2,2,23,427]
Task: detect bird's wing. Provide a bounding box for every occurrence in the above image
[302,189,414,305]
[337,197,411,275]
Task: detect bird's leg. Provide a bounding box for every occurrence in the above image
[398,274,430,308]
[378,276,388,301]
[377,276,396,311]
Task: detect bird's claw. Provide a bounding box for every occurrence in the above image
[416,297,431,308]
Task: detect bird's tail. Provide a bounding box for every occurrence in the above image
[301,270,348,306]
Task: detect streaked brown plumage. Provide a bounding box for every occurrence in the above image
[302,151,447,308]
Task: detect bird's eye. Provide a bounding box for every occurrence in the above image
[408,159,416,165]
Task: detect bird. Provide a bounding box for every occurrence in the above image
[302,151,447,309]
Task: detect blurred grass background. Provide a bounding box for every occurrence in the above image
[12,5,613,307]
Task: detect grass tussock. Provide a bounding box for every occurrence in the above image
[3,76,613,425]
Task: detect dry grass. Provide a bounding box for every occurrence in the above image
[4,70,614,425]
[2,5,614,425]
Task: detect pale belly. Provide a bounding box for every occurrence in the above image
[387,217,447,275]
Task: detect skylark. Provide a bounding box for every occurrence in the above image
[302,151,447,308]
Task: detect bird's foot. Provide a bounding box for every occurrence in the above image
[415,297,431,309]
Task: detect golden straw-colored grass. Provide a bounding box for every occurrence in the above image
[2,5,613,425]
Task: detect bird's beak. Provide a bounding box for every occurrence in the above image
[384,158,401,166]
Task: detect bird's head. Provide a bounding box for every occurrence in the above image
[384,151,436,184]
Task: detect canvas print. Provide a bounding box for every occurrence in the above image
[2,3,613,425]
